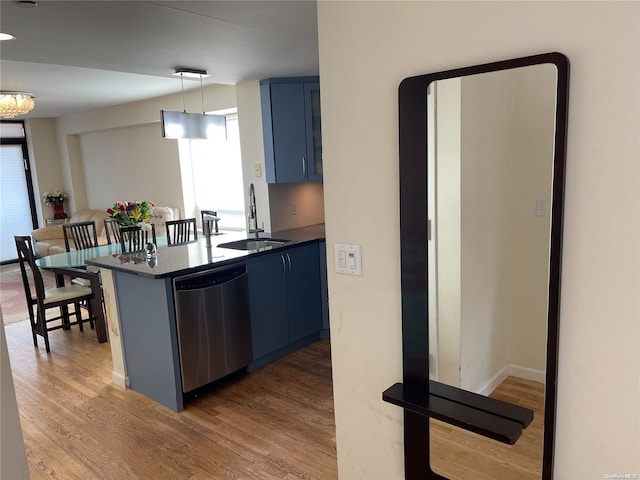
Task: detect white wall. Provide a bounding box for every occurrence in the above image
[506,65,556,374]
[54,84,237,216]
[459,70,513,393]
[318,1,640,479]
[434,77,462,387]
[78,123,182,211]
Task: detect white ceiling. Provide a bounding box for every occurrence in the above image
[0,0,319,118]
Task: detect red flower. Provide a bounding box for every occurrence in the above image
[107,208,113,214]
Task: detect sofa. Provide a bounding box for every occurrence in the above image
[31,206,180,257]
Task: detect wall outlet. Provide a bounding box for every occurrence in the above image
[290,202,297,215]
[254,163,262,177]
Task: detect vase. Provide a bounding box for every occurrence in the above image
[145,242,157,258]
[53,202,66,219]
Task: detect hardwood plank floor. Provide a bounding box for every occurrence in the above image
[430,376,545,480]
[4,320,338,480]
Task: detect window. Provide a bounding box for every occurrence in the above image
[0,121,38,263]
[178,112,246,231]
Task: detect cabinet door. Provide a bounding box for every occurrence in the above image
[286,244,322,343]
[247,252,289,359]
[304,83,323,182]
[269,83,307,183]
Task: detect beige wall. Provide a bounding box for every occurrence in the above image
[318,1,639,479]
[25,118,64,223]
[269,182,325,232]
[236,80,273,233]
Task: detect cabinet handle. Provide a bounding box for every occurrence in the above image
[302,156,306,178]
[286,253,292,273]
[281,254,287,275]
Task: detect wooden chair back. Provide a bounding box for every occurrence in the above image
[14,235,96,353]
[63,221,99,251]
[119,224,157,253]
[103,218,122,245]
[165,218,198,246]
[14,235,42,309]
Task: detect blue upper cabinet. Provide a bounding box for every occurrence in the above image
[260,77,323,183]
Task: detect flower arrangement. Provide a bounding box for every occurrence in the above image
[41,190,67,206]
[106,200,155,227]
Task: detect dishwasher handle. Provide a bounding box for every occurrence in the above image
[174,264,247,291]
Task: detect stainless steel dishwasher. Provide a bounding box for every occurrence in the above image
[173,264,252,393]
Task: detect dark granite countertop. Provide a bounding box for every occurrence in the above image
[85,223,325,279]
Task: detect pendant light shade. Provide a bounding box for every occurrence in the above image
[0,91,35,118]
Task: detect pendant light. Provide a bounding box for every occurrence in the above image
[161,68,226,140]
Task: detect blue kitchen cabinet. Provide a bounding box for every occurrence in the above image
[260,77,323,183]
[247,251,290,360]
[286,243,322,342]
[247,242,323,369]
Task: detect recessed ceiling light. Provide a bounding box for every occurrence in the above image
[172,68,210,79]
[16,1,38,7]
[0,33,16,41]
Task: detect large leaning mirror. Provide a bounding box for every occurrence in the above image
[389,52,569,480]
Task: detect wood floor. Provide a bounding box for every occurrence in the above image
[4,320,338,480]
[430,376,545,480]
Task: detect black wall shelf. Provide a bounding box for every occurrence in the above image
[382,382,529,445]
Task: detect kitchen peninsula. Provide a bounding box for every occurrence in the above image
[86,224,327,411]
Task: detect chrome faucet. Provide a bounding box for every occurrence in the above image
[247,183,264,238]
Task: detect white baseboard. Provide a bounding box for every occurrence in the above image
[476,365,510,396]
[475,364,545,396]
[112,371,130,388]
[507,364,546,385]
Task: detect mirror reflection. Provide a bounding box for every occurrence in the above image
[426,63,558,479]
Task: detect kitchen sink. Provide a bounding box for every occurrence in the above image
[217,238,291,251]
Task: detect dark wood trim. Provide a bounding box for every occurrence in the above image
[383,383,524,445]
[383,52,570,479]
[429,380,534,428]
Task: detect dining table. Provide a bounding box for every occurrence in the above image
[36,239,167,345]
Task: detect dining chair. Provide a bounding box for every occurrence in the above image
[15,235,96,353]
[62,220,99,251]
[62,220,101,289]
[201,210,220,235]
[165,218,198,246]
[103,218,122,245]
[119,224,157,253]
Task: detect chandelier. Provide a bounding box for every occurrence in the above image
[0,91,36,119]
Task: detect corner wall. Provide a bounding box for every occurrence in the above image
[318,1,640,478]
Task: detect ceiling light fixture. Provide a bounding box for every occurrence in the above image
[0,32,16,41]
[0,91,36,118]
[161,68,226,140]
[171,68,210,80]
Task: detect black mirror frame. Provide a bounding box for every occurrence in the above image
[386,52,569,479]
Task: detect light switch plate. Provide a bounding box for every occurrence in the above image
[536,198,549,217]
[335,243,362,276]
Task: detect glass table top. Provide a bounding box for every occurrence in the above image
[37,237,167,269]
